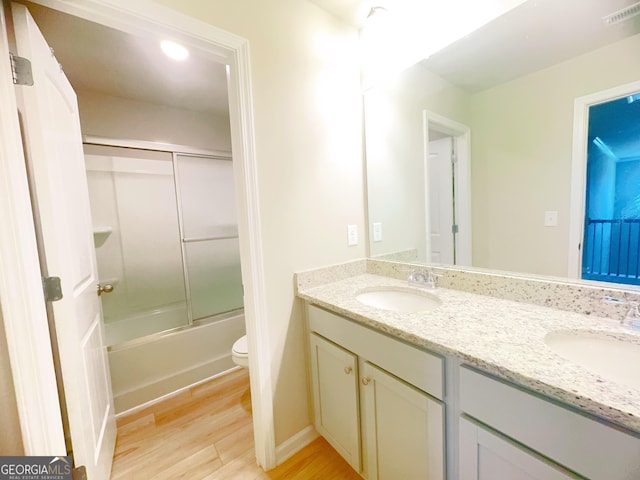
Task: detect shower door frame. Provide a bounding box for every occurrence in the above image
[0,0,275,470]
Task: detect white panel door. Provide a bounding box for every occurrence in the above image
[12,3,116,479]
[361,361,444,480]
[309,333,361,471]
[428,136,455,264]
[459,417,577,480]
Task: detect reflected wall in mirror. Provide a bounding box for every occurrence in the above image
[364,0,640,281]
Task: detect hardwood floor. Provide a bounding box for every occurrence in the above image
[110,368,361,479]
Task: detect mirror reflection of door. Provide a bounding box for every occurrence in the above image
[582,93,640,286]
[427,134,455,264]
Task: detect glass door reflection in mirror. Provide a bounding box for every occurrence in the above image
[582,93,640,286]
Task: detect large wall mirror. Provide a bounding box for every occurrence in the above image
[364,0,640,285]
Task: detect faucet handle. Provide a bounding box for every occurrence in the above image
[426,270,442,288]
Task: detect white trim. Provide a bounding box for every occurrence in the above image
[3,0,276,468]
[275,425,319,465]
[568,79,640,279]
[227,38,277,469]
[0,1,66,455]
[423,110,473,267]
[83,135,232,158]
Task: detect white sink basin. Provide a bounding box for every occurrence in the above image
[545,330,640,391]
[355,287,442,313]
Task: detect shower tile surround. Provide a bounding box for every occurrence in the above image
[295,259,640,434]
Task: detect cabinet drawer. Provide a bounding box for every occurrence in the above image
[307,305,443,400]
[460,366,640,480]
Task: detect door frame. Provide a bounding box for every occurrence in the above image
[568,79,640,279]
[423,110,472,267]
[0,0,275,469]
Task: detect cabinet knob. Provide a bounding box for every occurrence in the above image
[362,377,371,386]
[344,366,353,374]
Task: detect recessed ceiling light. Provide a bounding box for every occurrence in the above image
[160,40,189,61]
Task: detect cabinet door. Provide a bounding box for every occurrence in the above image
[361,361,444,480]
[459,417,579,480]
[309,333,361,471]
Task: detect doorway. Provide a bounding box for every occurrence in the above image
[581,94,640,286]
[569,79,640,285]
[0,0,274,470]
[423,110,472,267]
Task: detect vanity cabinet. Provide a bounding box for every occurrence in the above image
[459,366,640,480]
[309,333,360,470]
[307,305,445,480]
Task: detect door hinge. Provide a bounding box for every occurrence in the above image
[43,276,63,302]
[452,224,459,234]
[9,53,34,86]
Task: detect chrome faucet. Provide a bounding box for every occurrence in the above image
[602,296,640,330]
[408,269,441,289]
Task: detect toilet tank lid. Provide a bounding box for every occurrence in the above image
[233,335,248,355]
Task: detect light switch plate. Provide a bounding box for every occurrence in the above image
[347,224,358,246]
[544,211,558,227]
[373,222,382,242]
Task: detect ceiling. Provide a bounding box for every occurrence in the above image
[417,0,640,160]
[18,0,640,124]
[422,0,640,93]
[21,1,230,116]
[309,0,375,28]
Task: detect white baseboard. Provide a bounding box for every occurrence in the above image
[275,425,319,465]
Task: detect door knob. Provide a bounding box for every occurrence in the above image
[362,377,371,386]
[97,283,114,296]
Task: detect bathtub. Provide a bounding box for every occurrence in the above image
[107,311,246,413]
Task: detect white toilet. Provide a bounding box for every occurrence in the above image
[232,335,249,368]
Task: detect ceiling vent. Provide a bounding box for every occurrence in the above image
[603,1,640,25]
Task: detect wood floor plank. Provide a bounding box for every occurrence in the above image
[110,368,360,479]
[214,420,255,464]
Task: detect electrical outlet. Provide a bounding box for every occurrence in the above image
[373,222,382,242]
[347,224,358,246]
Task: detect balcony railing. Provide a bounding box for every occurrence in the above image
[582,218,640,285]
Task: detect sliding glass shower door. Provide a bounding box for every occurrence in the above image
[85,145,243,346]
[175,154,243,321]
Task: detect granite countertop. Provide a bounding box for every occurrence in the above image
[297,273,640,434]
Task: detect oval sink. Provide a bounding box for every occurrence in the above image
[355,287,442,313]
[545,330,640,391]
